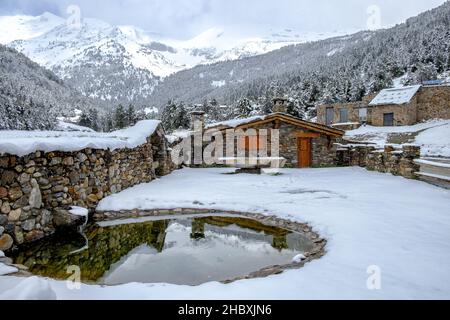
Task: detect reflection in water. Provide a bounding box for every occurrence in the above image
[10,215,314,286]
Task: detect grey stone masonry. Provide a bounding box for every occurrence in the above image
[0,124,174,250]
[336,143,421,179]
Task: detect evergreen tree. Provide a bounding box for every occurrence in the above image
[114,104,126,129]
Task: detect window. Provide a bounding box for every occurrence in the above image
[359,108,368,122]
[326,108,334,126]
[339,108,348,123]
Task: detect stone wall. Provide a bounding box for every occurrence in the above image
[336,143,421,178]
[0,124,173,251]
[417,85,450,121]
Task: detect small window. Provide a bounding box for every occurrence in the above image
[359,108,368,122]
[339,108,348,123]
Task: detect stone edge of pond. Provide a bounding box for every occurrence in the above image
[93,208,327,284]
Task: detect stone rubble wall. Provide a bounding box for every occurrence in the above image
[335,143,421,179]
[0,125,174,251]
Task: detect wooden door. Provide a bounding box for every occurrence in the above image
[297,138,312,168]
[383,113,394,126]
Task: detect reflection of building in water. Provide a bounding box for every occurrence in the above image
[200,216,292,251]
[272,235,288,250]
[9,220,169,282]
[190,219,206,239]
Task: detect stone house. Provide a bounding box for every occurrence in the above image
[317,83,450,129]
[190,99,344,168]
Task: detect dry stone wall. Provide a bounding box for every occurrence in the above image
[0,125,173,251]
[336,143,421,178]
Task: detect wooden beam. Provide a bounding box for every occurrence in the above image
[296,132,320,138]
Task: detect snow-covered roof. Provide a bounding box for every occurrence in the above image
[369,85,421,106]
[206,115,267,129]
[0,120,161,157]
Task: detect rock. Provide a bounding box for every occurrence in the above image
[13,196,29,209]
[49,157,62,166]
[19,209,31,221]
[17,173,31,185]
[0,187,7,198]
[8,187,23,201]
[25,167,36,174]
[0,157,9,168]
[28,179,42,209]
[77,153,88,163]
[25,230,45,243]
[1,170,17,185]
[63,157,74,166]
[0,226,4,236]
[53,209,86,228]
[8,209,22,222]
[40,210,52,226]
[1,202,11,214]
[87,194,98,203]
[14,227,24,244]
[38,178,49,186]
[25,160,35,168]
[0,234,13,251]
[51,185,64,193]
[22,219,36,232]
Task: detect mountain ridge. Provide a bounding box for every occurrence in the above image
[0,11,351,107]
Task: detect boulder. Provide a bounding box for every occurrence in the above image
[25,230,44,243]
[0,187,7,198]
[8,209,21,222]
[0,234,13,251]
[28,179,42,209]
[53,209,86,228]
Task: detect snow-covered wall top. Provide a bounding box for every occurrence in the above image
[206,115,267,129]
[0,120,161,157]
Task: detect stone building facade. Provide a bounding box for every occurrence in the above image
[0,124,173,251]
[317,84,450,128]
[186,104,344,169]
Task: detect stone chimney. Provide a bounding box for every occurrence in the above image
[272,98,288,114]
[190,110,205,131]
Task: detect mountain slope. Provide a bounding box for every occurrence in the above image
[0,44,98,130]
[0,12,349,107]
[148,2,450,118]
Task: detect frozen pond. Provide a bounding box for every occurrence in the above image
[10,214,314,286]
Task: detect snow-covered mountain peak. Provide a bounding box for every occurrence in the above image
[0,12,352,105]
[0,12,64,44]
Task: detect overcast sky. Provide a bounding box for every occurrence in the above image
[0,0,447,38]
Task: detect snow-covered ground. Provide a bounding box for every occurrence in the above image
[0,120,160,157]
[1,167,449,299]
[345,120,450,157]
[415,122,450,157]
